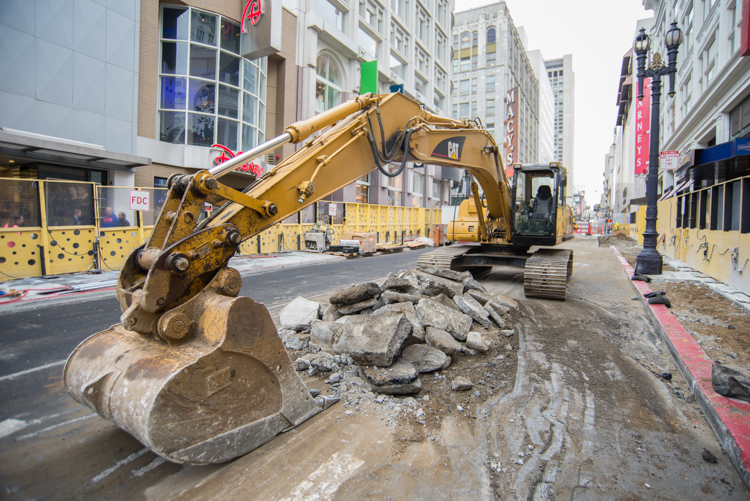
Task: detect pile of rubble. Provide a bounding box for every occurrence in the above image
[277,264,518,396]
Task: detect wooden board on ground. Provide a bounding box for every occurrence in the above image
[326,251,360,257]
[406,241,428,249]
[377,243,406,253]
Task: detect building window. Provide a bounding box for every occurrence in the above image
[471,101,477,117]
[487,27,496,44]
[415,74,427,94]
[487,99,495,115]
[417,6,429,44]
[436,67,447,92]
[487,75,495,91]
[472,31,478,49]
[360,0,383,33]
[434,92,444,110]
[453,58,459,73]
[356,175,370,203]
[358,27,379,58]
[460,79,470,95]
[487,122,495,138]
[432,179,440,199]
[471,78,477,93]
[317,0,345,32]
[460,57,470,72]
[452,103,458,119]
[704,34,717,86]
[316,53,343,113]
[472,55,478,70]
[459,102,469,117]
[390,53,405,79]
[436,32,447,63]
[487,52,496,67]
[391,0,407,21]
[390,21,408,54]
[158,6,266,150]
[416,46,430,75]
[437,0,448,28]
[154,177,168,188]
[684,3,694,53]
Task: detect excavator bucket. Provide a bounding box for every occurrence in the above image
[64,269,333,464]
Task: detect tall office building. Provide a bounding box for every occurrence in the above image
[545,55,575,185]
[452,2,539,169]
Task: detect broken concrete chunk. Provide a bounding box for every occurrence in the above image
[416,264,471,283]
[466,289,493,305]
[318,302,330,319]
[486,298,511,317]
[441,355,452,370]
[381,290,423,305]
[322,303,344,322]
[284,333,310,351]
[492,294,519,311]
[311,352,336,372]
[278,329,297,342]
[379,276,414,293]
[310,319,344,350]
[377,301,425,343]
[433,293,462,312]
[451,376,474,391]
[416,298,472,341]
[413,271,464,298]
[462,276,488,294]
[280,296,320,331]
[362,357,421,395]
[484,303,506,328]
[294,353,316,371]
[329,282,381,306]
[402,344,449,373]
[337,296,381,315]
[454,294,491,329]
[425,326,463,355]
[466,332,490,352]
[335,311,412,366]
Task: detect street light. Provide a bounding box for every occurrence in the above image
[633,22,682,275]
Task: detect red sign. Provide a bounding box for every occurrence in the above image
[741,0,750,56]
[212,144,263,176]
[241,0,263,33]
[504,87,519,179]
[635,78,651,175]
[129,190,150,211]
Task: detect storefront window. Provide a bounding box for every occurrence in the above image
[0,179,42,228]
[158,7,266,150]
[44,182,94,227]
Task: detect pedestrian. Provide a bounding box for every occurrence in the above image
[101,207,118,227]
[116,212,131,227]
[71,209,82,225]
[3,214,23,228]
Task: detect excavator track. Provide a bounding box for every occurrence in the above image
[523,248,573,300]
[416,245,474,269]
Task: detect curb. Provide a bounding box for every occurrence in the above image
[610,246,750,488]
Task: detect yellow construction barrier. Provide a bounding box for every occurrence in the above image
[1,177,441,279]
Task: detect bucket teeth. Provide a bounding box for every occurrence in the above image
[316,395,341,410]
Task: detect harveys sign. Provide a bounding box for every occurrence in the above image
[241,0,263,33]
[212,144,263,176]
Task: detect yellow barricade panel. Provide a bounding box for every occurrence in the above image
[0,229,44,279]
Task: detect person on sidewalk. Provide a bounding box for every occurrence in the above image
[71,209,82,225]
[101,207,118,227]
[116,212,131,227]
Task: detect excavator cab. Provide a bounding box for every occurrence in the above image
[510,163,567,246]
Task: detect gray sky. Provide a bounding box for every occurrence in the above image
[454,0,654,206]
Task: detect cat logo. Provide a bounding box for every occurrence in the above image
[431,136,467,161]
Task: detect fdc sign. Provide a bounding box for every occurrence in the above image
[130,190,150,211]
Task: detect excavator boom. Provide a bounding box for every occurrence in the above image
[64,92,509,464]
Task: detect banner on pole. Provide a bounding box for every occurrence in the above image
[635,78,651,175]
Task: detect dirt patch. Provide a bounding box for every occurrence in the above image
[602,234,677,271]
[657,281,750,368]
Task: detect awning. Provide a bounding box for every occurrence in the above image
[0,128,151,172]
[676,138,750,185]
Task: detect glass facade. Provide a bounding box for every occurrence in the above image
[158,7,266,151]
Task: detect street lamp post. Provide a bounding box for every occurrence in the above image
[633,22,682,275]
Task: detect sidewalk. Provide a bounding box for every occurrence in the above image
[612,246,750,489]
[0,251,345,313]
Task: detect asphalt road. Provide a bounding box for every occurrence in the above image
[0,241,747,500]
[0,248,433,379]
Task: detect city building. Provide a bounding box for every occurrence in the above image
[544,54,575,185]
[452,2,540,171]
[602,134,616,210]
[289,0,457,210]
[527,49,554,164]
[611,18,654,220]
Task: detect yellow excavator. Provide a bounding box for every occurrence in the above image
[64,92,573,465]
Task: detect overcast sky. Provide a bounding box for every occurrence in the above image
[454,0,655,205]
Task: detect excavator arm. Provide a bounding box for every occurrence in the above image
[64,92,509,464]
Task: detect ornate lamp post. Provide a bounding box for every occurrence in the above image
[633,22,683,275]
